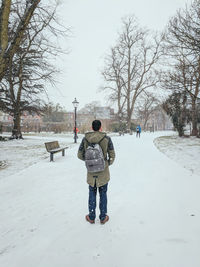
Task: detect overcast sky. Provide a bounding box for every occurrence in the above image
[47,0,190,111]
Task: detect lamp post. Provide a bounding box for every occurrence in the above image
[72,98,79,143]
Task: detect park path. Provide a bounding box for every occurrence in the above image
[0,132,200,267]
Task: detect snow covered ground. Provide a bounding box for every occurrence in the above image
[154,135,200,176]
[0,133,75,179]
[0,131,200,267]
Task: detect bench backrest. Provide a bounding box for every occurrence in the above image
[45,141,60,152]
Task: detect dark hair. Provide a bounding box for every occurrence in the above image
[92,120,101,131]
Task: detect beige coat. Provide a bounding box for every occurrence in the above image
[77,131,115,187]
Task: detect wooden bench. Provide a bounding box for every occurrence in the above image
[45,141,68,162]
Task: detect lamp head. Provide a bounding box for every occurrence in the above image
[72,98,79,108]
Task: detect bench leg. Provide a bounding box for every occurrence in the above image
[50,153,54,162]
[62,149,65,156]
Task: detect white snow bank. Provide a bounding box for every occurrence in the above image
[0,133,76,179]
[154,135,200,176]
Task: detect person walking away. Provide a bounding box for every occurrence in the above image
[136,125,141,138]
[78,120,115,224]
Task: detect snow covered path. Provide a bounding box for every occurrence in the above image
[0,132,200,267]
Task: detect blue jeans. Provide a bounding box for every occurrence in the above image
[88,183,108,221]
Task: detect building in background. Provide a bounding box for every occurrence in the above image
[68,106,116,133]
[1,104,173,134]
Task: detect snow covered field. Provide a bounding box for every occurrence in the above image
[0,131,200,267]
[154,135,200,176]
[0,133,75,179]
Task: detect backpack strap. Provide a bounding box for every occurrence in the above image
[98,135,106,144]
[85,138,95,148]
[85,138,90,146]
[98,136,107,161]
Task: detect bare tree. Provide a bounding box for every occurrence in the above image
[80,101,101,120]
[0,0,67,138]
[167,0,200,55]
[101,46,127,121]
[162,0,200,136]
[136,92,159,131]
[102,15,163,129]
[0,0,41,82]
[161,53,200,136]
[163,0,200,136]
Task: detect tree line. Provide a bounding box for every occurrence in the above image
[101,0,200,137]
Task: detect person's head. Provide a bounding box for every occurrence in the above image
[92,120,101,131]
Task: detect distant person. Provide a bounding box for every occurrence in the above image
[78,120,115,224]
[136,125,141,138]
[73,127,79,139]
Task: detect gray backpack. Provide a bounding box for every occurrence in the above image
[85,137,105,173]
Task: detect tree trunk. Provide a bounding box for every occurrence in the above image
[191,98,198,136]
[143,120,148,131]
[177,119,184,137]
[0,0,41,82]
[0,0,11,52]
[12,110,22,139]
[127,114,132,132]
